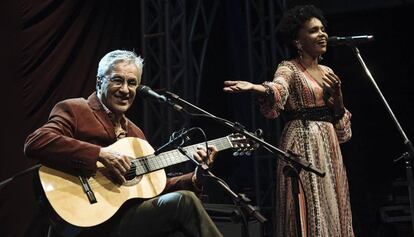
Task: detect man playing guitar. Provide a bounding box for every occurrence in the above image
[24,50,223,237]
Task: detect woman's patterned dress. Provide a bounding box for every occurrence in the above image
[260,60,354,237]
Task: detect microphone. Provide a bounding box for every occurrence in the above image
[137,84,184,111]
[137,85,167,102]
[328,35,374,46]
[154,129,191,155]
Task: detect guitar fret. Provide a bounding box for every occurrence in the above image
[137,158,148,174]
[136,166,145,175]
[160,155,167,167]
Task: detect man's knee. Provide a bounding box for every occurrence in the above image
[176,190,198,199]
[154,191,197,208]
[175,190,201,207]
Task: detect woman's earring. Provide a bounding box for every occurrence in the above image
[318,55,323,62]
[298,48,303,60]
[296,41,303,60]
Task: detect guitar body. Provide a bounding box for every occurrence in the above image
[39,137,167,227]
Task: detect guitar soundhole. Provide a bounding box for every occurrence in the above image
[124,163,137,181]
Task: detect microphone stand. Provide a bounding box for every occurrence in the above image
[164,91,326,237]
[177,146,265,237]
[0,164,41,191]
[351,45,414,233]
[154,129,190,155]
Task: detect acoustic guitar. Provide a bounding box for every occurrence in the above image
[38,134,255,227]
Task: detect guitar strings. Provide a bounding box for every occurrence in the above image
[84,137,246,187]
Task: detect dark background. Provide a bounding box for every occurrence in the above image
[1,0,414,236]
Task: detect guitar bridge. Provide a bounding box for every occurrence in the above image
[79,176,97,204]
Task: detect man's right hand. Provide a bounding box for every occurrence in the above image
[98,147,131,184]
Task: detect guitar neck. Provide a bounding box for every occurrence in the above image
[132,136,232,175]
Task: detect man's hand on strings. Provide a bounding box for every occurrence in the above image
[193,145,218,166]
[193,145,218,188]
[98,147,131,184]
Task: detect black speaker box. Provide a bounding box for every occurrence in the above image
[204,204,262,237]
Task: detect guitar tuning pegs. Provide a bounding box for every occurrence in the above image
[229,132,259,157]
[232,148,254,157]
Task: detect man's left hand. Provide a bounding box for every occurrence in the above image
[193,145,218,166]
[192,145,218,188]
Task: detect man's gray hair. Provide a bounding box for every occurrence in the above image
[96,50,144,81]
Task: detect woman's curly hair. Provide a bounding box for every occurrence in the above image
[278,5,327,57]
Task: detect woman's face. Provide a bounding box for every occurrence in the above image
[296,17,328,57]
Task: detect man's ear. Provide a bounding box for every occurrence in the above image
[96,76,102,90]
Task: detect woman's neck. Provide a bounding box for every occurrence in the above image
[297,55,319,70]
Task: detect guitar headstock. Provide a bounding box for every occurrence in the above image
[228,133,259,156]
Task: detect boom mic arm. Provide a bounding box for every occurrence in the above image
[328,35,374,46]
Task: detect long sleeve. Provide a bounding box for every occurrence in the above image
[334,109,352,143]
[259,62,295,118]
[163,172,202,194]
[24,99,104,175]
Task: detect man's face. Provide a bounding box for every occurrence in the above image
[99,61,141,115]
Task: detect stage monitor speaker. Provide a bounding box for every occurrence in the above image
[204,203,261,237]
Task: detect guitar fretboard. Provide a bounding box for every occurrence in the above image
[132,136,232,175]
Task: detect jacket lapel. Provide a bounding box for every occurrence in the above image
[87,93,116,141]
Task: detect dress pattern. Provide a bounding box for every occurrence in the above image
[260,60,354,237]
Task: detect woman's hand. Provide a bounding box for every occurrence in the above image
[321,71,345,117]
[223,80,259,93]
[321,71,342,98]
